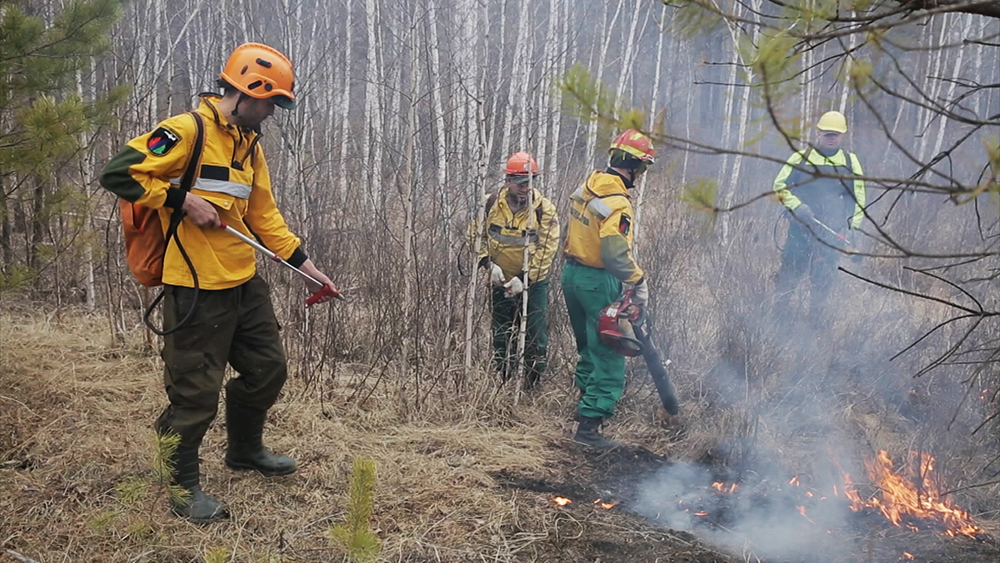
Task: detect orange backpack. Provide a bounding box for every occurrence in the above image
[119,112,205,287]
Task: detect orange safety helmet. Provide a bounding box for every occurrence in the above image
[504,151,540,177]
[609,129,655,164]
[220,43,297,109]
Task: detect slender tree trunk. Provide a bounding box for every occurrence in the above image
[427,0,455,352]
[584,0,622,167]
[402,13,418,406]
[363,0,384,198]
[337,0,354,204]
[634,3,668,248]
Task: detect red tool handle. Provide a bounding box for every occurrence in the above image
[305,284,343,306]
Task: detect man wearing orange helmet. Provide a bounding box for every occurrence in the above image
[562,129,654,448]
[473,152,560,388]
[772,110,866,317]
[100,43,337,523]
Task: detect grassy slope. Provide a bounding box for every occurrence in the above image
[0,306,737,563]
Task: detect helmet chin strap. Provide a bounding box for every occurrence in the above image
[231,92,248,118]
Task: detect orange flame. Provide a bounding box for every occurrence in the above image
[593,498,619,509]
[901,552,914,560]
[797,505,815,524]
[840,450,984,539]
[553,496,572,506]
[711,481,739,493]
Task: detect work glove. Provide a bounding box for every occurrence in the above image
[791,203,815,226]
[488,262,506,286]
[630,279,649,307]
[504,277,524,297]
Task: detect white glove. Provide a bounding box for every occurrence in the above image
[630,279,649,306]
[504,277,524,297]
[488,262,506,286]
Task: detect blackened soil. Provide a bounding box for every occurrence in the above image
[496,440,1000,563]
[495,442,742,563]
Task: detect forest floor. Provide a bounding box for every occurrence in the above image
[2,305,1000,563]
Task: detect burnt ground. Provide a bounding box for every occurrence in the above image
[495,441,1000,563]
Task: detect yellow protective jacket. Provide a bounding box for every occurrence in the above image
[472,187,560,282]
[563,170,644,284]
[100,94,304,289]
[773,148,866,230]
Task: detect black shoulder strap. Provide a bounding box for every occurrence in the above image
[166,112,205,232]
[179,111,205,192]
[485,191,499,215]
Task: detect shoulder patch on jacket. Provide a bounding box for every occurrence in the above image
[147,126,181,156]
[619,214,631,235]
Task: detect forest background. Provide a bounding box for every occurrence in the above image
[1,0,999,561]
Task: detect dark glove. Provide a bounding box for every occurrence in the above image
[791,203,815,225]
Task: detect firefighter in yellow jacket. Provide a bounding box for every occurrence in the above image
[99,43,337,523]
[563,130,654,448]
[475,152,560,388]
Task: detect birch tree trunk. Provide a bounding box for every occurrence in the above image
[427,0,455,349]
[401,13,418,404]
[634,3,668,247]
[337,0,354,204]
[584,0,622,167]
[363,0,384,199]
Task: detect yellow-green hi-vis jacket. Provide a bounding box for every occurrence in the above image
[100,94,305,290]
[472,187,560,283]
[563,170,644,284]
[773,148,866,230]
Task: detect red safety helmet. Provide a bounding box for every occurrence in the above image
[504,151,540,177]
[220,43,297,109]
[597,294,644,357]
[609,129,655,164]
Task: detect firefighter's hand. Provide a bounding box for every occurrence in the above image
[791,203,815,225]
[488,262,506,286]
[181,193,222,228]
[631,279,649,306]
[299,260,339,302]
[504,277,524,297]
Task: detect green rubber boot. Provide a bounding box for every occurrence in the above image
[170,446,229,524]
[225,404,297,476]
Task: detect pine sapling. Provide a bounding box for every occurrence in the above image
[151,430,189,508]
[328,458,380,562]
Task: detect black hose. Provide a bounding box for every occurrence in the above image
[143,213,200,336]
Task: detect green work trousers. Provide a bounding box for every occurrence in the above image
[491,278,549,384]
[561,261,625,420]
[155,274,287,449]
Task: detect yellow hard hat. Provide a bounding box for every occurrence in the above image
[817,111,848,133]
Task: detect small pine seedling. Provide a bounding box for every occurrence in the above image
[203,546,231,563]
[152,430,190,506]
[328,458,381,562]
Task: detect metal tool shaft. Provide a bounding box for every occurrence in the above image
[223,225,323,286]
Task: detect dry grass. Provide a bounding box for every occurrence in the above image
[3,279,999,563]
[0,304,733,563]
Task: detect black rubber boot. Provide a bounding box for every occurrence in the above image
[574,416,621,449]
[225,404,297,476]
[170,446,229,524]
